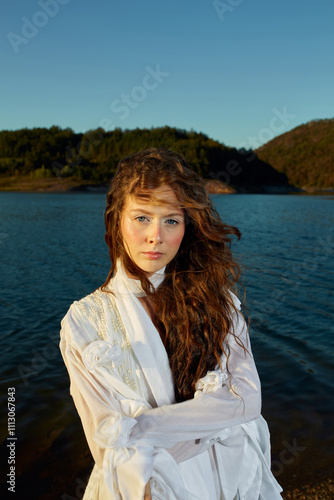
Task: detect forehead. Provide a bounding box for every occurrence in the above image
[125,186,182,209]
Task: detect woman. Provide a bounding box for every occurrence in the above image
[60,148,282,499]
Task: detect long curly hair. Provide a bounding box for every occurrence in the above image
[102,147,244,402]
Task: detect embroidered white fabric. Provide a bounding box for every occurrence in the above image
[60,259,282,500]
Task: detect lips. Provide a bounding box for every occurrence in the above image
[143,251,163,260]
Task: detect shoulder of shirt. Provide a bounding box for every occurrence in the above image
[70,286,116,317]
[60,287,120,344]
[228,290,242,311]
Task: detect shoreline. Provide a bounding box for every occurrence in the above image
[0,175,107,193]
[0,176,333,195]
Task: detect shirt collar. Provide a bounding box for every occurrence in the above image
[108,258,166,297]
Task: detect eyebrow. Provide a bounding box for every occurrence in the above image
[129,209,184,217]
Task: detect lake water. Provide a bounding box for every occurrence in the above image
[0,192,333,499]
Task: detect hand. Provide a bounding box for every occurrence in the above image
[144,480,152,500]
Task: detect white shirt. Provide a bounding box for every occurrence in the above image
[60,260,282,499]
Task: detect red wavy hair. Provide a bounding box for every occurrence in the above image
[102,147,244,402]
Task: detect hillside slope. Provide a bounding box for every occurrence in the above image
[255,119,334,189]
[0,126,289,192]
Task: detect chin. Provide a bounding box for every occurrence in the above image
[140,259,166,274]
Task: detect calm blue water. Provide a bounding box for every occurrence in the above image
[0,192,333,499]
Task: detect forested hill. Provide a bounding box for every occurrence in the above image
[255,119,334,189]
[0,126,289,192]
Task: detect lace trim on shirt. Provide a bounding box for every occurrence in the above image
[76,290,107,341]
[104,292,138,392]
[76,289,137,392]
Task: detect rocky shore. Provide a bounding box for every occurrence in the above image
[282,478,334,499]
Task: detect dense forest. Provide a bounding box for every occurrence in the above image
[256,118,334,189]
[0,126,289,192]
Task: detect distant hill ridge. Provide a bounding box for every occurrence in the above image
[255,118,334,189]
[0,125,289,192]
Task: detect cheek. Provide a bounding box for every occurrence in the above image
[121,219,142,245]
[168,228,185,250]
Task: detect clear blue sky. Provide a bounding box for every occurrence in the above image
[1,0,333,149]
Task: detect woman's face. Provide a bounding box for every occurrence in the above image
[120,186,186,276]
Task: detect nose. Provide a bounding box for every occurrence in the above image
[148,221,163,244]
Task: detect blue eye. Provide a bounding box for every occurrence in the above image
[136,216,149,223]
[134,216,179,225]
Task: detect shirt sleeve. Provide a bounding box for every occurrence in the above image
[129,308,262,457]
[60,294,262,488]
[59,305,154,499]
